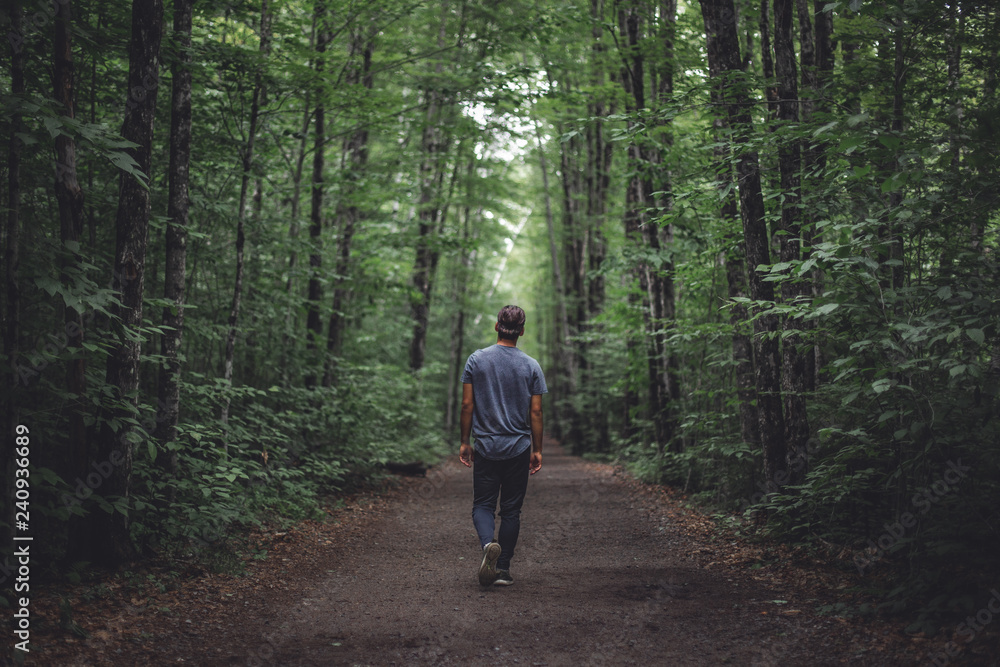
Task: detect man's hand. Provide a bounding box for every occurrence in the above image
[529,451,542,475]
[459,443,474,468]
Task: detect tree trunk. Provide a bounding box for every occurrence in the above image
[221,0,271,423]
[617,1,677,450]
[700,0,786,489]
[796,0,815,120]
[773,0,810,480]
[154,0,193,477]
[798,0,828,391]
[53,0,89,501]
[280,79,312,381]
[324,26,376,386]
[407,109,451,372]
[93,0,164,567]
[617,3,654,448]
[759,0,778,117]
[709,93,758,446]
[876,20,906,291]
[534,116,577,427]
[890,25,906,291]
[305,3,330,389]
[409,6,451,373]
[54,0,93,557]
[444,164,478,431]
[581,0,615,449]
[654,0,681,450]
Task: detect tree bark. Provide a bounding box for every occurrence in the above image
[324,25,376,386]
[534,116,577,424]
[759,0,778,118]
[616,1,677,450]
[709,87,758,446]
[54,0,94,558]
[444,161,478,431]
[700,0,786,489]
[280,44,313,381]
[409,5,452,372]
[876,19,906,291]
[53,0,89,500]
[773,0,810,479]
[93,0,164,567]
[810,0,834,386]
[579,0,616,448]
[617,4,656,448]
[305,2,330,389]
[221,0,272,423]
[654,0,681,450]
[154,0,193,476]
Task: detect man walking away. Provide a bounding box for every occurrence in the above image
[459,305,546,586]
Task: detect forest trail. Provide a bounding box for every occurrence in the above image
[83,442,923,666]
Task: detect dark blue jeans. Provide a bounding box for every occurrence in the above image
[472,448,530,571]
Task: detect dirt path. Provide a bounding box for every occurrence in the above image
[45,442,939,666]
[118,442,914,667]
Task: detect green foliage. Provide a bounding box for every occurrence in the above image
[123,362,449,557]
[6,0,1000,639]
[526,0,1000,632]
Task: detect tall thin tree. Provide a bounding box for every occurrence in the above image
[704,4,758,447]
[93,0,164,567]
[409,3,454,372]
[221,0,272,425]
[304,0,330,389]
[155,0,194,475]
[324,23,377,386]
[773,0,810,477]
[700,0,786,489]
[53,0,88,471]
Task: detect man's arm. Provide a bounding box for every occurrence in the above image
[459,383,475,467]
[529,394,543,474]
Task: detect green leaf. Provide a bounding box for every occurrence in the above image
[813,303,840,316]
[880,172,906,193]
[812,121,838,137]
[43,115,63,138]
[872,379,893,394]
[878,135,901,150]
[967,328,985,345]
[35,276,61,296]
[878,410,898,423]
[839,137,866,155]
[846,112,868,127]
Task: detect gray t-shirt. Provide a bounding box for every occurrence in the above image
[461,344,548,460]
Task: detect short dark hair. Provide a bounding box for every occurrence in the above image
[497,305,525,341]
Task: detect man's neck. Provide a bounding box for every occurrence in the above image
[496,338,518,348]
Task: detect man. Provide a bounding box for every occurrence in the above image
[459,305,546,587]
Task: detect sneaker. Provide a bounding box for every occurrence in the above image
[493,569,514,586]
[478,542,501,586]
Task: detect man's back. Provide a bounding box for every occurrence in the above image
[462,344,546,460]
